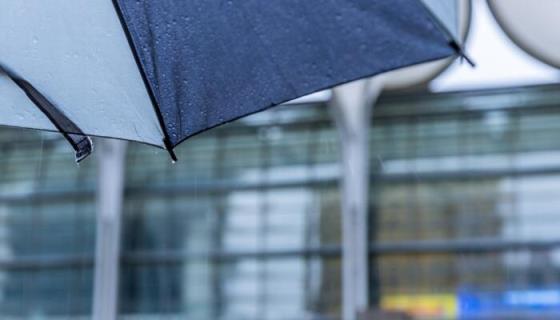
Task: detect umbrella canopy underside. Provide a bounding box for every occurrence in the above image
[0,0,457,161]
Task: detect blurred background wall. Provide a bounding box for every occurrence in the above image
[2,84,560,319]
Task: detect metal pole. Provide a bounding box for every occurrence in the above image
[92,139,127,320]
[330,78,383,320]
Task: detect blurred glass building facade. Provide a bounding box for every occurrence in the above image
[1,84,560,319]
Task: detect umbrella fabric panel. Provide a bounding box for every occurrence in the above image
[116,0,455,147]
[0,0,165,147]
[420,0,460,43]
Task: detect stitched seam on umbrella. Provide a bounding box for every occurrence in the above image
[111,0,177,160]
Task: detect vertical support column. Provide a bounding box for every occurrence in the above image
[330,78,383,320]
[92,139,127,320]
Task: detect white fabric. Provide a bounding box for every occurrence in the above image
[421,0,460,43]
[0,0,164,146]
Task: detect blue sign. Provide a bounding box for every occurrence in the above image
[459,288,560,318]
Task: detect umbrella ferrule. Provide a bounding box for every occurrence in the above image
[163,137,178,162]
[449,40,476,68]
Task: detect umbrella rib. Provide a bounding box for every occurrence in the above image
[0,63,93,163]
[111,0,178,162]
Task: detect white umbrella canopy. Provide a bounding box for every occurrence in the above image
[0,1,163,148]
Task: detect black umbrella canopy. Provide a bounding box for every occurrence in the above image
[0,0,463,161]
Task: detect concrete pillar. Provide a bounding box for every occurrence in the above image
[92,139,127,320]
[330,78,383,320]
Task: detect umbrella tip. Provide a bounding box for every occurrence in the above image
[163,138,178,163]
[449,41,476,68]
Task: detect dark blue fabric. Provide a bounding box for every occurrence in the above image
[116,0,454,147]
